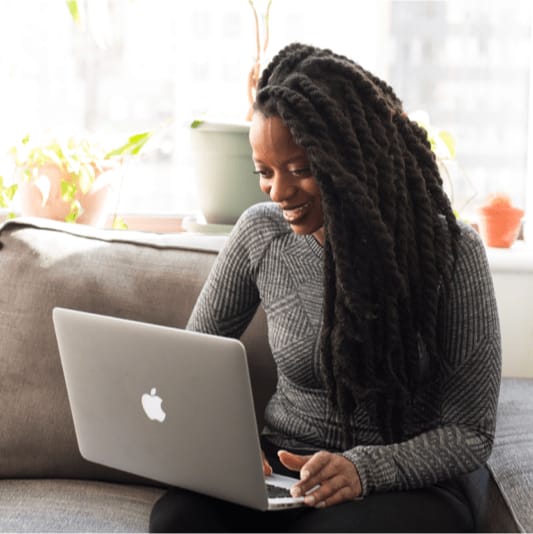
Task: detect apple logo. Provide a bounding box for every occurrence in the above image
[141,387,166,422]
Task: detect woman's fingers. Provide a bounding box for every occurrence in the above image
[277,450,311,472]
[282,450,362,508]
[261,450,273,476]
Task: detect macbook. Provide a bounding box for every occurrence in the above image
[52,307,308,511]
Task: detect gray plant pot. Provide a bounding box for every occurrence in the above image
[190,121,267,225]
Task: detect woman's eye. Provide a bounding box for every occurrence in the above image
[290,168,312,177]
[253,169,271,178]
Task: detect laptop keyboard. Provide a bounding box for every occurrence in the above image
[266,483,293,499]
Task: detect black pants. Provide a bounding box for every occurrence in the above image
[149,439,476,533]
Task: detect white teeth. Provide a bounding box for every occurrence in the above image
[282,201,312,221]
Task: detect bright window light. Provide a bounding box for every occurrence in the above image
[0,0,531,221]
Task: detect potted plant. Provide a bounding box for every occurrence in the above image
[188,0,272,230]
[1,131,152,228]
[409,110,477,219]
[478,193,524,248]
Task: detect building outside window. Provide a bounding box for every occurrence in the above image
[0,0,531,230]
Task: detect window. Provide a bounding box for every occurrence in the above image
[389,0,532,220]
[0,0,531,224]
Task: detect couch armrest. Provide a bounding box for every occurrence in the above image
[486,377,533,532]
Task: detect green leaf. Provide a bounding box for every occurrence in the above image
[5,184,18,202]
[78,164,95,194]
[0,177,18,208]
[61,180,77,202]
[41,147,64,168]
[65,0,81,26]
[104,131,153,158]
[190,120,204,129]
[66,200,82,223]
[438,130,456,159]
[112,215,128,229]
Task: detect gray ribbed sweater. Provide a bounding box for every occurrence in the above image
[187,202,502,496]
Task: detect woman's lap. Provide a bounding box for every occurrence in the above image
[149,438,475,533]
[149,479,474,533]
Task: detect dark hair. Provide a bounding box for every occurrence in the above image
[254,43,460,444]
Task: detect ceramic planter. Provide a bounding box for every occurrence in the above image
[190,121,266,225]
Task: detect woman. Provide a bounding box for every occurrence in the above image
[150,42,501,532]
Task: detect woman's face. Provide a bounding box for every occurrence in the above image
[249,113,325,245]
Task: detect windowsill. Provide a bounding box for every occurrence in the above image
[485,241,533,273]
[102,213,189,233]
[0,212,191,234]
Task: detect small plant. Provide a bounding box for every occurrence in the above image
[409,110,477,218]
[481,192,516,210]
[2,131,152,227]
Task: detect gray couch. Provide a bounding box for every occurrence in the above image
[0,217,531,533]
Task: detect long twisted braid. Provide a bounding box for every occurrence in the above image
[255,43,460,444]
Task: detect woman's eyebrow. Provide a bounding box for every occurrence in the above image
[253,155,308,166]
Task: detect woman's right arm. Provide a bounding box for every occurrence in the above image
[186,206,264,338]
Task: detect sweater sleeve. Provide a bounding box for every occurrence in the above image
[342,225,502,496]
[186,203,278,337]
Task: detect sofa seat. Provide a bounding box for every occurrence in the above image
[0,479,164,532]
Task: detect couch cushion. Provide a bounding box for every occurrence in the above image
[487,377,533,533]
[0,217,275,482]
[0,479,164,532]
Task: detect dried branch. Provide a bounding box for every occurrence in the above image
[263,0,272,53]
[246,0,273,120]
[248,0,261,64]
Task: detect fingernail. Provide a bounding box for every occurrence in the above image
[290,487,302,498]
[304,495,315,506]
[301,469,310,480]
[315,501,326,509]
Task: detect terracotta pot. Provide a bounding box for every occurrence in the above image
[17,162,118,226]
[478,205,524,248]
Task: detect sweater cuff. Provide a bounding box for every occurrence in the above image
[341,450,372,497]
[341,446,398,496]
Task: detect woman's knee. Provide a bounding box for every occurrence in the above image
[284,486,473,533]
[149,488,225,533]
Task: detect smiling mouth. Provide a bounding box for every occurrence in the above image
[281,200,313,222]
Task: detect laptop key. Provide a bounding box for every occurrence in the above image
[266,483,293,498]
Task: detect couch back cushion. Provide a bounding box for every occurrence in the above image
[0,218,275,482]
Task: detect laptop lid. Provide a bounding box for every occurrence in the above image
[52,307,302,511]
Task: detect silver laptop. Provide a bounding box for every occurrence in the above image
[52,307,308,511]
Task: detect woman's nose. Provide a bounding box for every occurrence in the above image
[268,173,295,203]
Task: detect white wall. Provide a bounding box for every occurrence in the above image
[487,244,533,378]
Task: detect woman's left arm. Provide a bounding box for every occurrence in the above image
[281,224,502,505]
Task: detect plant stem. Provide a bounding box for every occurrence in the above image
[248,0,260,64]
[263,0,272,53]
[246,0,272,120]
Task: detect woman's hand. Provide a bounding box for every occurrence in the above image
[262,450,273,476]
[278,450,362,508]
